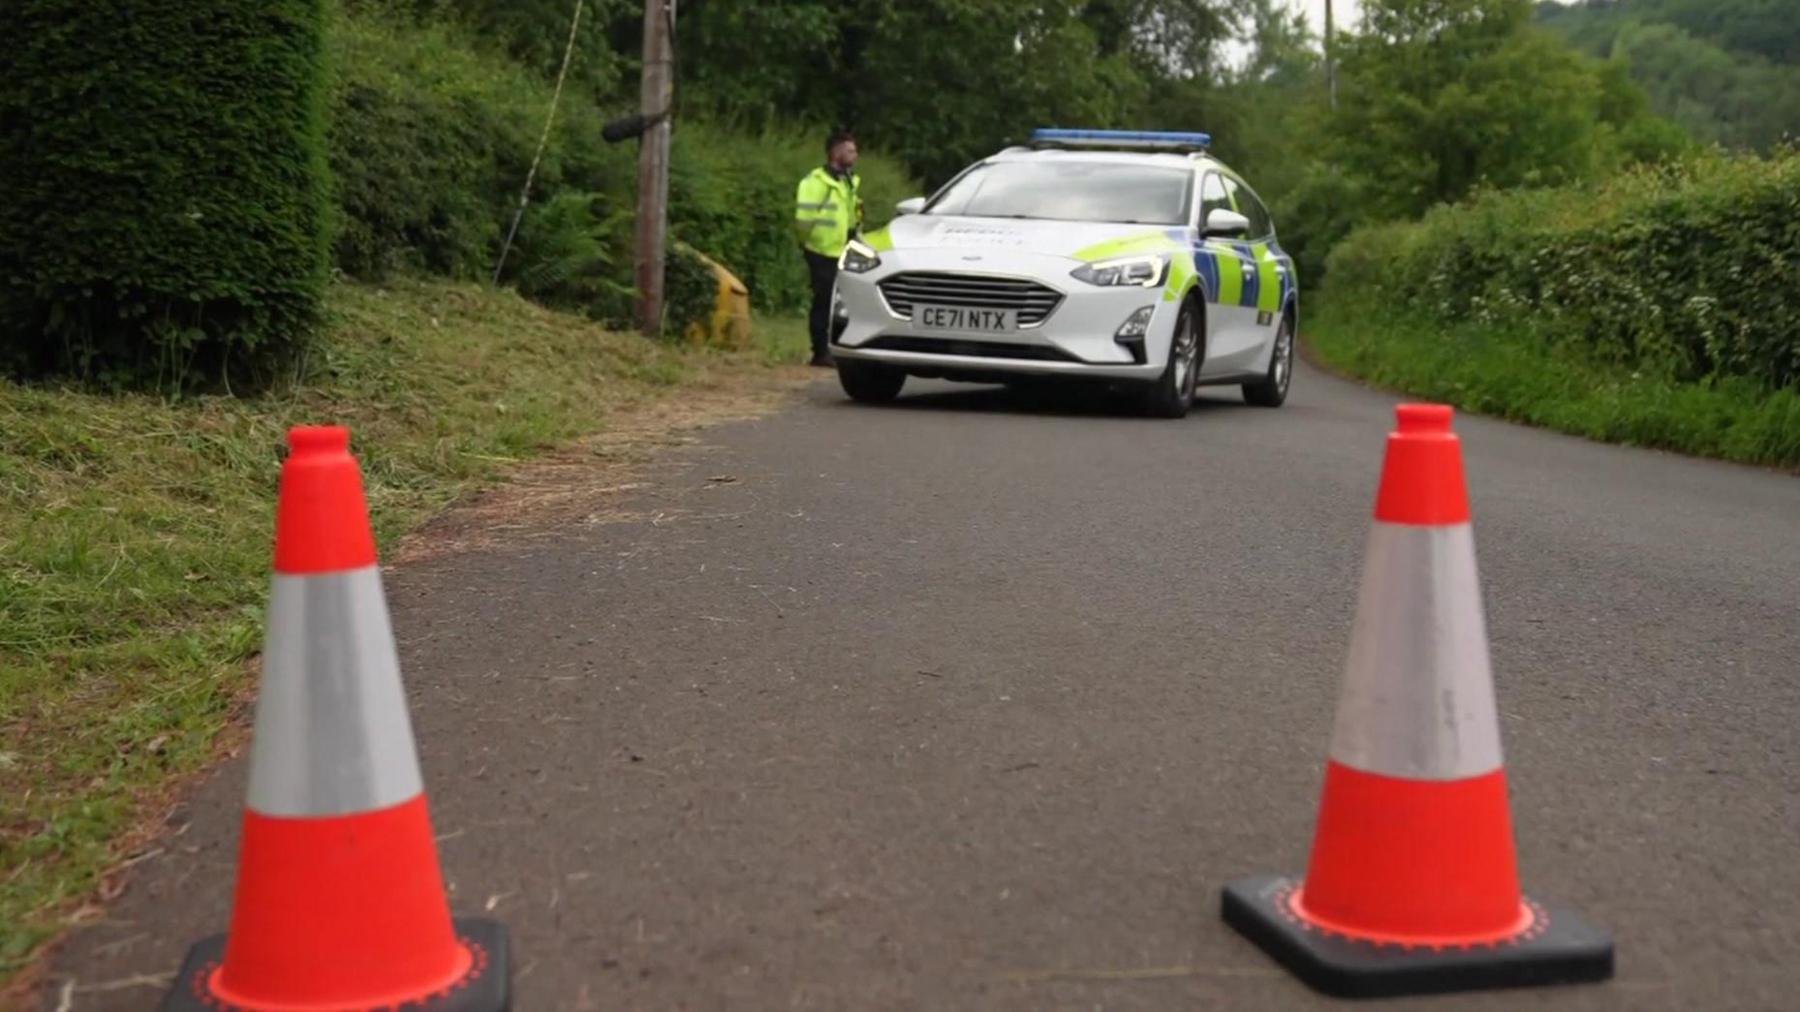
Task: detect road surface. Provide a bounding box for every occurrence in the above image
[43,362,1800,1011]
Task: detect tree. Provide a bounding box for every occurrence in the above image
[856,2,1153,185]
[672,0,1239,187]
[1537,0,1800,152]
[1235,0,1318,87]
[669,1,843,129]
[1325,0,1675,220]
[1080,0,1240,77]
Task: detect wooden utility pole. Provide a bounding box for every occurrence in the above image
[634,0,675,337]
[1325,0,1337,111]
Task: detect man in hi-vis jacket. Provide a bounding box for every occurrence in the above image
[794,129,864,367]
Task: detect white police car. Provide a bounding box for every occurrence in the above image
[829,129,1297,418]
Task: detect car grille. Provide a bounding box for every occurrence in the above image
[878,272,1063,327]
[863,336,1082,362]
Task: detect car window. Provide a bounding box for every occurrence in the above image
[1200,172,1231,227]
[926,160,1192,225]
[1223,176,1274,239]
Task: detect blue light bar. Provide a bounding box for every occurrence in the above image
[1031,128,1212,151]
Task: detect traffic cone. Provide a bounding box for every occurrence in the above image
[1221,404,1612,998]
[162,426,509,1011]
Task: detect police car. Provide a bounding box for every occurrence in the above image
[829,129,1296,418]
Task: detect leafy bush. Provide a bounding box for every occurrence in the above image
[1325,146,1800,389]
[327,12,631,281]
[507,191,634,322]
[394,0,631,101]
[1308,297,1800,468]
[0,0,331,390]
[663,243,721,338]
[500,191,741,341]
[325,12,919,318]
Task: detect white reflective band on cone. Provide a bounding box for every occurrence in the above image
[247,566,425,817]
[1329,523,1505,781]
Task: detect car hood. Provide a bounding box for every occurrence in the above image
[866,215,1191,263]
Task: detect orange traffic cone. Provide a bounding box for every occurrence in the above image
[1222,404,1612,998]
[162,426,508,1011]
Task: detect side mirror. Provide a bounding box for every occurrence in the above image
[1204,208,1251,238]
[895,197,927,216]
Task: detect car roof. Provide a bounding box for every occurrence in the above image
[985,145,1237,177]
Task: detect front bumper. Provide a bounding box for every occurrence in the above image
[831,250,1176,382]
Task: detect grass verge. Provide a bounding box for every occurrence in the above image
[0,278,811,986]
[1305,297,1800,470]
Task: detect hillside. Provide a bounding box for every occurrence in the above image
[1537,0,1800,149]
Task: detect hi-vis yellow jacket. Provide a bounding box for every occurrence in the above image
[794,166,863,258]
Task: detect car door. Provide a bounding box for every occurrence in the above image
[1225,176,1291,370]
[1194,171,1261,377]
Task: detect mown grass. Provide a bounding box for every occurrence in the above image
[0,278,809,982]
[1306,296,1800,469]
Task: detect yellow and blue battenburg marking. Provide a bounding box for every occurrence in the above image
[1071,226,1296,315]
[1162,229,1295,315]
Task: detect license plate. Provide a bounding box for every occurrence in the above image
[916,304,1017,332]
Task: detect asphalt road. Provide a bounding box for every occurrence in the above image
[43,361,1800,1011]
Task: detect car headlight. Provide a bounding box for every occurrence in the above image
[839,239,881,274]
[1071,255,1168,288]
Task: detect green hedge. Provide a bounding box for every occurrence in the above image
[1325,147,1800,389]
[0,0,331,389]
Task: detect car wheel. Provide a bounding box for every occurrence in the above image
[836,358,906,404]
[1141,301,1200,419]
[1243,313,1294,408]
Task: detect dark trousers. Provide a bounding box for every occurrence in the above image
[804,250,838,360]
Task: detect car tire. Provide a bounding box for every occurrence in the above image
[1141,301,1200,419]
[1243,313,1294,408]
[836,358,906,404]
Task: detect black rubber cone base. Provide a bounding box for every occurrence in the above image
[160,917,510,1011]
[1222,876,1613,999]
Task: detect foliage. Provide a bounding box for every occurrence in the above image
[1212,0,1689,290]
[1308,296,1800,468]
[507,191,635,321]
[1325,146,1800,390]
[673,0,1241,188]
[404,0,632,100]
[1326,0,1687,221]
[0,0,332,391]
[1540,0,1800,68]
[1538,0,1800,152]
[663,243,721,339]
[324,11,918,319]
[327,12,631,281]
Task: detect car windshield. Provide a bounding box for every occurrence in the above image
[926,160,1192,225]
